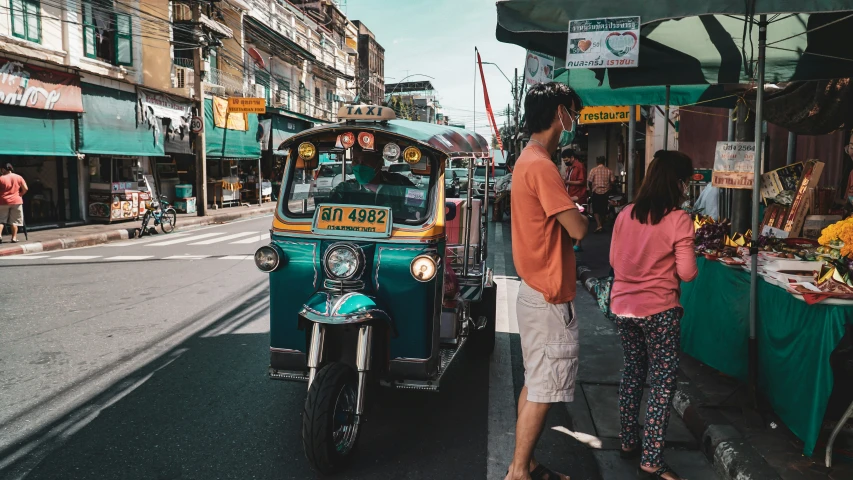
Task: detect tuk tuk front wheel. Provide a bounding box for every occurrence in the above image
[469,284,497,355]
[302,362,361,474]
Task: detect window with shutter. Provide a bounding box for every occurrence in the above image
[114,13,133,66]
[82,2,96,58]
[11,0,41,43]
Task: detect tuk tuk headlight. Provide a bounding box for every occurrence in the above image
[324,244,362,280]
[254,245,281,272]
[410,254,438,282]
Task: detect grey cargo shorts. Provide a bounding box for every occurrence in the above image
[516,280,580,403]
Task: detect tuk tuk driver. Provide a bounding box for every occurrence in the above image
[328,148,422,219]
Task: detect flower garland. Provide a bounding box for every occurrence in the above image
[818,217,853,258]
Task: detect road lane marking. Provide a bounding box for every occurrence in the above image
[188,232,258,245]
[0,255,49,260]
[49,256,101,260]
[145,232,224,246]
[220,255,253,260]
[231,232,270,244]
[163,255,210,260]
[104,256,154,261]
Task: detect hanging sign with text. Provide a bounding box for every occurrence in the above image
[566,17,640,69]
[524,50,555,86]
[227,97,266,114]
[712,141,756,189]
[578,105,640,124]
[0,57,83,112]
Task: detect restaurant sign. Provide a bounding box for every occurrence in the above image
[0,57,83,112]
[712,141,756,189]
[578,105,640,124]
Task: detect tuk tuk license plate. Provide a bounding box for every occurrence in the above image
[312,204,393,238]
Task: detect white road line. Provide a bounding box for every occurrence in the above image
[49,256,102,260]
[188,232,258,245]
[162,255,210,260]
[104,256,154,261]
[230,232,270,244]
[220,255,253,260]
[145,232,224,246]
[0,255,49,260]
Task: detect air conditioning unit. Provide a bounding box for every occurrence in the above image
[276,90,289,105]
[254,84,266,98]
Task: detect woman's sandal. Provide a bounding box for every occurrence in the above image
[637,464,683,479]
[530,464,565,480]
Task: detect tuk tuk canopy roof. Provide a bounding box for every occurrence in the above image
[278,119,491,158]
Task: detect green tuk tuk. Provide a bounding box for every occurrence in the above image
[253,105,498,473]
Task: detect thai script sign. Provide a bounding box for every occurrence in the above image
[0,57,83,112]
[712,141,756,189]
[227,97,266,114]
[524,50,555,86]
[566,17,640,69]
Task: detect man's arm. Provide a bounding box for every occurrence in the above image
[555,208,588,240]
[20,179,28,196]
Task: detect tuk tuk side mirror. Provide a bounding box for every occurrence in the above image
[445,201,457,221]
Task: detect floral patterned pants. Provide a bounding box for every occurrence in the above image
[616,307,683,468]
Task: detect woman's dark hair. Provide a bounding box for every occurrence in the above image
[524,82,582,134]
[631,150,693,225]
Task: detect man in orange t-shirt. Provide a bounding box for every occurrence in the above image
[506,83,589,480]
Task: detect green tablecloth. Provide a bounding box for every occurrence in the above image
[681,257,853,456]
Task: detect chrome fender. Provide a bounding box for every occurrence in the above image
[300,291,394,331]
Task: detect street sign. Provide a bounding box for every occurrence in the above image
[712,141,756,189]
[227,97,266,114]
[566,16,640,69]
[190,115,204,133]
[577,105,640,124]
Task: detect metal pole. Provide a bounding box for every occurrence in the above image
[727,108,735,141]
[628,105,637,200]
[258,157,262,206]
[192,2,207,216]
[514,67,519,164]
[662,85,671,151]
[748,15,768,410]
[786,131,797,165]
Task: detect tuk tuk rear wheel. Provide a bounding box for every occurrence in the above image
[302,362,361,474]
[469,284,497,355]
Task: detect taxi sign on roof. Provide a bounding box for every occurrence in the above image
[338,104,396,121]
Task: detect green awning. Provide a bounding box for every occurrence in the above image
[204,98,261,159]
[554,67,736,107]
[270,111,313,153]
[79,83,164,156]
[0,105,76,156]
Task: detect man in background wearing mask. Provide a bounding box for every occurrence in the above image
[505,82,588,480]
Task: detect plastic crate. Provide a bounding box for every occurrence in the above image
[173,197,196,214]
[175,184,193,198]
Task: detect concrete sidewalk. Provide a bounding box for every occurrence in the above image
[0,204,276,257]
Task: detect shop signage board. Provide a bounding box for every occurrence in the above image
[0,57,83,112]
[566,17,640,69]
[138,89,191,126]
[578,105,640,124]
[227,97,266,114]
[524,50,555,86]
[712,141,756,189]
[212,96,248,131]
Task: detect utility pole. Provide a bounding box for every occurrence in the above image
[731,101,755,234]
[513,67,519,163]
[192,1,208,216]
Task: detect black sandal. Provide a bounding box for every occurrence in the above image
[638,464,682,479]
[530,463,563,480]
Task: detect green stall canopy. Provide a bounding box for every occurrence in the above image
[204,98,261,159]
[271,111,313,153]
[79,83,164,156]
[0,106,76,156]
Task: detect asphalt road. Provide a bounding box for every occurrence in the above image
[0,214,719,480]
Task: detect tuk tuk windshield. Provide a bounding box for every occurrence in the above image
[284,148,436,225]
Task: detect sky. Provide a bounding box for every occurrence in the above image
[343,0,527,138]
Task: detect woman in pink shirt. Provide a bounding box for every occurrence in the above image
[609,151,698,480]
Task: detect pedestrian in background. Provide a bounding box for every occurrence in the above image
[588,156,615,233]
[506,82,588,480]
[609,150,698,480]
[562,149,588,252]
[0,163,28,244]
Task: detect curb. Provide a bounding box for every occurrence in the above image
[0,205,275,257]
[576,262,781,480]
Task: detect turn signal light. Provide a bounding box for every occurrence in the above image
[358,132,375,150]
[403,146,421,165]
[339,132,356,149]
[410,254,437,282]
[298,142,316,159]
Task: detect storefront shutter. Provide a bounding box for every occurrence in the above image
[115,13,133,66]
[82,2,96,58]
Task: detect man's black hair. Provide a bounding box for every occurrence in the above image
[523,82,583,134]
[561,149,576,159]
[596,156,607,165]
